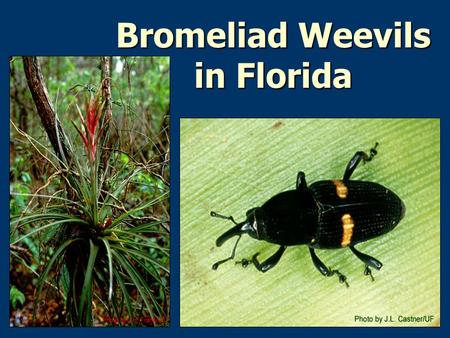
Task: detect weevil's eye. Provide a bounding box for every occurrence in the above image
[245,207,264,239]
[246,207,258,218]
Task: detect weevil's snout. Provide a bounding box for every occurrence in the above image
[216,221,252,247]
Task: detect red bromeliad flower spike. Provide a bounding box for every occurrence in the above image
[85,99,101,162]
[74,96,109,163]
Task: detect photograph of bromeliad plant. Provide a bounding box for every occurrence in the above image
[9,56,169,327]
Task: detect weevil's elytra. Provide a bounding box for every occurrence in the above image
[332,180,349,199]
[211,143,406,287]
[341,214,354,247]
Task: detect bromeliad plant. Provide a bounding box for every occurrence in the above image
[10,91,169,326]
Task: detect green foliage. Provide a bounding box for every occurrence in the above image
[10,285,25,309]
[10,57,170,327]
[9,183,30,216]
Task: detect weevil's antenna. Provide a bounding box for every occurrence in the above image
[212,235,242,270]
[211,211,254,270]
[210,211,238,224]
[211,211,252,247]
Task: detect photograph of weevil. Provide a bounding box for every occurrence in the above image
[180,118,439,327]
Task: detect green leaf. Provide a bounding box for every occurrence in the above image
[112,250,162,323]
[101,238,114,301]
[23,237,40,260]
[10,285,25,309]
[109,191,169,228]
[113,269,134,324]
[120,153,130,165]
[11,218,87,245]
[78,240,99,326]
[111,244,169,274]
[20,172,32,184]
[34,238,79,323]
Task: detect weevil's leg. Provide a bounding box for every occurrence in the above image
[349,246,383,269]
[236,257,251,268]
[309,248,349,287]
[244,246,286,273]
[212,235,242,270]
[210,211,238,225]
[350,245,383,282]
[343,143,379,181]
[296,171,307,190]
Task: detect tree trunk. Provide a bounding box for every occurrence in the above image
[22,56,72,165]
[100,56,112,116]
[100,57,113,170]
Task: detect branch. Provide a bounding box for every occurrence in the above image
[100,57,113,171]
[22,56,72,165]
[100,56,112,117]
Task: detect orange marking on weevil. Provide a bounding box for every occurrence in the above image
[332,180,348,199]
[341,213,354,247]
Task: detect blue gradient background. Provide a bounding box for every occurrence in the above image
[1,0,447,336]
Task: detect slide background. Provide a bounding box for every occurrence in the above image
[1,0,447,335]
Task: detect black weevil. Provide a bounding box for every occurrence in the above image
[211,143,405,286]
